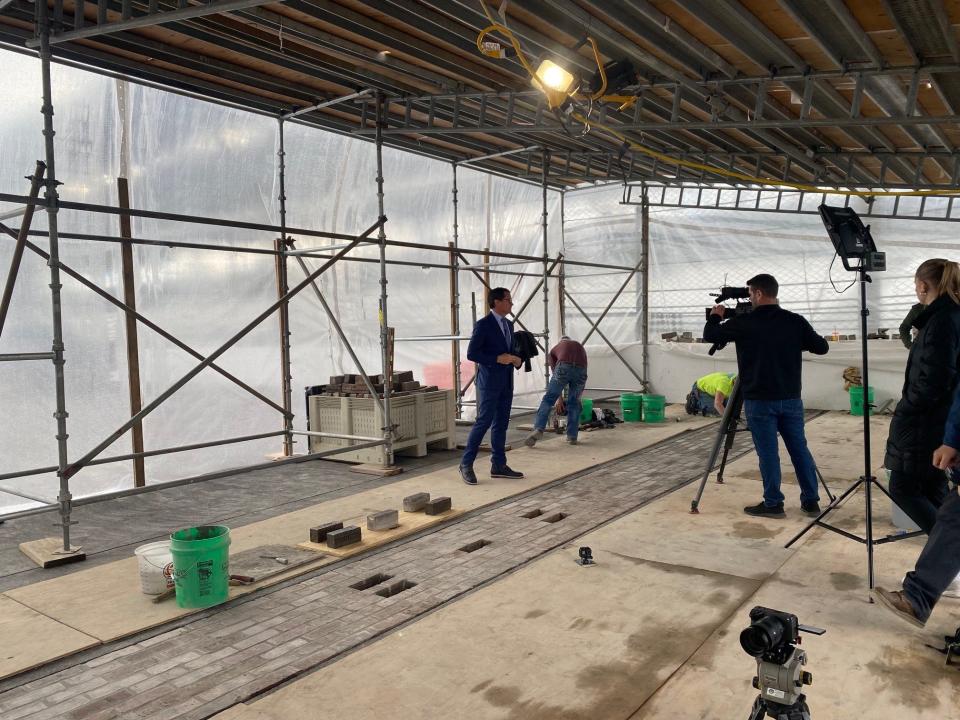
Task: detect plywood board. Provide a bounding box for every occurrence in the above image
[218,549,761,720]
[229,544,322,580]
[19,537,86,568]
[0,594,98,679]
[296,509,463,558]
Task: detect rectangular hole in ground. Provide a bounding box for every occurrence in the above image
[458,539,491,553]
[521,509,543,519]
[540,512,567,523]
[350,573,394,591]
[375,580,417,598]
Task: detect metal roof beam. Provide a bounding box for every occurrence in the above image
[932,0,960,64]
[24,0,287,47]
[353,113,960,135]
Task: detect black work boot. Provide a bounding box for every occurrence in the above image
[743,501,786,518]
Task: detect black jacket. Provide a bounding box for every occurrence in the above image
[703,304,828,401]
[885,295,960,474]
[512,330,540,372]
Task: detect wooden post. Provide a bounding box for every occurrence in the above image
[117,177,145,487]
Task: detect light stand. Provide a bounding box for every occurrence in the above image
[784,206,922,592]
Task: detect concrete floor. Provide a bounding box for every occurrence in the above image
[219,412,960,720]
[2,410,957,720]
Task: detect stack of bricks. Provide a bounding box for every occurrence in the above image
[311,370,440,399]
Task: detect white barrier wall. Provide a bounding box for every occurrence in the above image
[583,340,908,412]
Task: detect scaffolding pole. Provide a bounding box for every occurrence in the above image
[375,92,395,467]
[641,188,651,384]
[38,8,78,557]
[541,148,551,391]
[0,161,45,339]
[276,118,294,457]
[450,161,462,417]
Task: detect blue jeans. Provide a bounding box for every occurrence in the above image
[532,363,588,439]
[903,481,960,622]
[461,378,513,468]
[744,398,819,507]
[691,382,721,416]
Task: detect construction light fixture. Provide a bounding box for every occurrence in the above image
[533,58,578,109]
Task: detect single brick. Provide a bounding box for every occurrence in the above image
[403,492,430,512]
[392,370,414,383]
[327,525,361,548]
[367,509,399,531]
[424,496,452,515]
[401,380,420,391]
[309,521,343,544]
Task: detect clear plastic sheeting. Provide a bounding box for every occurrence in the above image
[645,190,952,339]
[560,185,642,348]
[0,49,565,510]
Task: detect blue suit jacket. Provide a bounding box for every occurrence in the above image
[467,313,515,390]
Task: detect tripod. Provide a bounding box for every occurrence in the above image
[747,695,811,720]
[784,260,921,588]
[690,379,836,513]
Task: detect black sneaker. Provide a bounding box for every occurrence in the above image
[460,464,478,486]
[801,501,821,516]
[743,502,785,518]
[491,465,524,479]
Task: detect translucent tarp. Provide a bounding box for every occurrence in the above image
[0,50,562,510]
[4,46,953,514]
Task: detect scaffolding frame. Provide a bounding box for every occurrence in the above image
[0,28,649,549]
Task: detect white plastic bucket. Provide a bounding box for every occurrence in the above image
[135,541,175,595]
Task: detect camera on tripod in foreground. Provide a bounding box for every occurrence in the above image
[741,606,825,720]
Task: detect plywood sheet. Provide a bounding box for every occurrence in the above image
[296,509,462,558]
[0,594,98,679]
[219,549,761,720]
[18,537,86,568]
[6,414,702,650]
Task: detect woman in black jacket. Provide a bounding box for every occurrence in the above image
[886,258,960,533]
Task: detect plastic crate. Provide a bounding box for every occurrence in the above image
[308,389,456,464]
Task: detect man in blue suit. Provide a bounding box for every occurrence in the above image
[460,287,524,485]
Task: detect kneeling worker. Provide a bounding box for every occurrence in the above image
[686,371,736,416]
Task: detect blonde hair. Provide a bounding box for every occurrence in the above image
[916,258,960,304]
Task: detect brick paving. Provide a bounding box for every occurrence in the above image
[0,422,755,720]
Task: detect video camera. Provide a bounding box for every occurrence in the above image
[741,606,824,717]
[705,286,752,321]
[705,286,752,355]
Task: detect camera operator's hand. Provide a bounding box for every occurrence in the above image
[933,444,960,470]
[709,304,726,319]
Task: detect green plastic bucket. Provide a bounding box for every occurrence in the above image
[620,393,642,423]
[642,394,666,423]
[170,525,230,609]
[578,397,594,423]
[849,386,874,416]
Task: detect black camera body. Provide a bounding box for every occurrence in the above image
[740,606,823,713]
[705,285,752,321]
[740,606,800,663]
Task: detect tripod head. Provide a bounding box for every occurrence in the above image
[742,606,824,717]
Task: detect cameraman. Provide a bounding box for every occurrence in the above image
[704,274,829,519]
